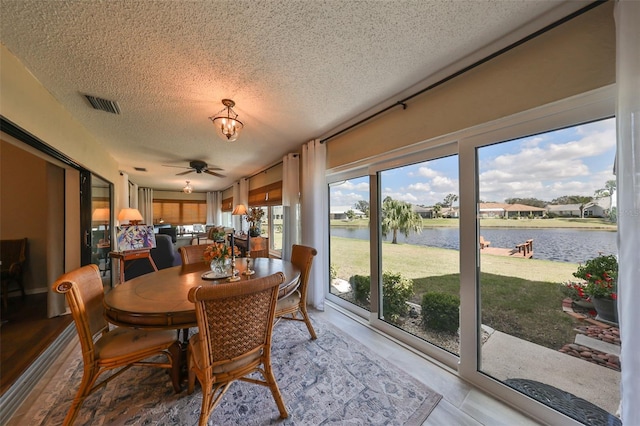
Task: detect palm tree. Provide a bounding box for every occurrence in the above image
[381,197,422,244]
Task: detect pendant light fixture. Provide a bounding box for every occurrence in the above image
[183,180,193,194]
[209,99,244,142]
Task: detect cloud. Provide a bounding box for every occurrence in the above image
[479,120,616,201]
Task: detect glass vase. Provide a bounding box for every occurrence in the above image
[210,258,228,275]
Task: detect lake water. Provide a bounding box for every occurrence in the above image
[330,227,617,264]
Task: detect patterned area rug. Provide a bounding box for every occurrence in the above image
[26,313,441,425]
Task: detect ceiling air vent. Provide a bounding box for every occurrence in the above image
[84,94,121,114]
[134,167,147,172]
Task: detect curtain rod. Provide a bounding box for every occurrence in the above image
[319,0,605,144]
[245,153,299,180]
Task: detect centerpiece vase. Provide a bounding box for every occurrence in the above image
[210,258,229,275]
[592,297,617,323]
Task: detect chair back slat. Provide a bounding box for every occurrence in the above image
[52,264,108,364]
[290,245,317,300]
[189,272,284,366]
[178,244,209,265]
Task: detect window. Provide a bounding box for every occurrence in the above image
[153,199,206,225]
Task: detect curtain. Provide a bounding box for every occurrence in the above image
[206,191,222,225]
[281,153,300,261]
[615,1,640,423]
[232,181,249,232]
[130,183,139,209]
[301,139,327,310]
[138,187,154,225]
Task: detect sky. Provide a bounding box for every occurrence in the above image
[330,117,616,208]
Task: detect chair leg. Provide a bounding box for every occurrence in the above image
[168,341,182,393]
[300,305,317,340]
[264,361,288,418]
[63,368,99,426]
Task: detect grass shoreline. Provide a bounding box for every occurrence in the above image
[331,217,617,230]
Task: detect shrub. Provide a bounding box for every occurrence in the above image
[421,292,460,333]
[330,264,337,281]
[381,271,413,323]
[350,274,370,304]
[348,272,414,322]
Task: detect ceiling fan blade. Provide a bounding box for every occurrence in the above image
[162,164,190,169]
[204,170,226,178]
[176,170,195,176]
[207,165,223,171]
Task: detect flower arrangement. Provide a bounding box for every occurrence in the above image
[246,207,265,237]
[560,281,590,301]
[203,242,239,263]
[572,254,618,300]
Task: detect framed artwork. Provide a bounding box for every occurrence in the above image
[116,225,156,251]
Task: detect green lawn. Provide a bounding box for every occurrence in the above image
[330,236,581,350]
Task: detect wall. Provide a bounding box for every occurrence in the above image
[326,3,615,168]
[0,44,121,206]
[0,140,52,293]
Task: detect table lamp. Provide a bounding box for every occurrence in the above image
[92,208,110,243]
[231,204,254,275]
[118,208,143,225]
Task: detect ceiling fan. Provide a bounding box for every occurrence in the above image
[163,160,226,178]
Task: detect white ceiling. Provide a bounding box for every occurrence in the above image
[0,0,586,192]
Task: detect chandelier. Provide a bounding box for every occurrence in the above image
[183,181,193,194]
[209,99,244,142]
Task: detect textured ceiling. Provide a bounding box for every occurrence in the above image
[0,0,584,192]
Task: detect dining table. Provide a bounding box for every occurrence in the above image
[103,257,301,330]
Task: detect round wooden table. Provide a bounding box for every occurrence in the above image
[103,258,301,329]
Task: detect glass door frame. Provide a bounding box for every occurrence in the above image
[457,86,615,424]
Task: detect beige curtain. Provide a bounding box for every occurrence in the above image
[281,153,300,261]
[615,1,640,423]
[206,191,222,225]
[301,139,327,310]
[137,187,153,225]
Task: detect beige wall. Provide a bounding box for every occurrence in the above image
[326,3,615,169]
[0,44,121,206]
[0,140,55,293]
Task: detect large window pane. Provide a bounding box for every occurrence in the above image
[477,118,619,418]
[379,155,460,355]
[329,176,370,311]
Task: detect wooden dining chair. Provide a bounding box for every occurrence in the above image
[53,264,181,426]
[178,243,209,265]
[187,272,288,425]
[275,244,318,339]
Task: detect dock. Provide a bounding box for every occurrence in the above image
[481,239,533,258]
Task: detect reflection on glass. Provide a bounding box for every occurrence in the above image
[91,175,112,281]
[477,118,619,417]
[329,176,371,311]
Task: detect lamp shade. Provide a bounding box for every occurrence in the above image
[118,208,143,224]
[232,204,248,215]
[92,208,110,222]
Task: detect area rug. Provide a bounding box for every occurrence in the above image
[26,313,441,425]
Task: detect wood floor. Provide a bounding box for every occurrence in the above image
[0,292,72,395]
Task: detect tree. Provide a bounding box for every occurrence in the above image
[345,209,356,220]
[354,200,370,218]
[381,197,422,244]
[442,193,458,208]
[504,197,548,208]
[432,203,442,219]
